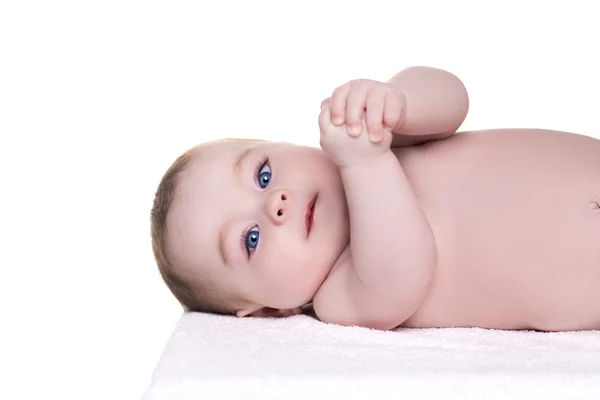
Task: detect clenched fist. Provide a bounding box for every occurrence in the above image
[320,79,405,143]
[319,105,392,168]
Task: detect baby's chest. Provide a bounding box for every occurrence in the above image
[396,129,600,272]
[395,130,600,328]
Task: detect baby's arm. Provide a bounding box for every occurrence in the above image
[388,66,469,146]
[314,108,437,330]
[323,66,469,148]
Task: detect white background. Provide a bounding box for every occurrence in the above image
[1,1,599,399]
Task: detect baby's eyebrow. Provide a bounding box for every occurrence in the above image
[218,219,231,267]
[233,147,252,180]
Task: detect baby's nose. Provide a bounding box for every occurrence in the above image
[267,189,291,224]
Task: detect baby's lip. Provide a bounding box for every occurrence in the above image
[305,193,318,237]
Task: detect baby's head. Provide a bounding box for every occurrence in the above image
[151,138,349,318]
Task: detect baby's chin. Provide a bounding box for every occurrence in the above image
[302,262,338,303]
[267,273,329,309]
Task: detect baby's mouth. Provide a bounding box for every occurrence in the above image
[305,193,318,237]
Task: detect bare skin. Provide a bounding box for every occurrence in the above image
[396,128,600,331]
[168,66,600,331]
[316,128,600,331]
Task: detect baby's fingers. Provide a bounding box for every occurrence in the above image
[318,105,331,133]
[345,83,367,137]
[366,90,386,142]
[329,84,350,126]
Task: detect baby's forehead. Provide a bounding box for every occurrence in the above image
[189,139,264,167]
[165,149,230,273]
[186,140,252,176]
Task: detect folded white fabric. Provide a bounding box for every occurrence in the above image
[144,312,600,399]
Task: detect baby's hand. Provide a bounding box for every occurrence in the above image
[319,104,392,168]
[320,79,405,143]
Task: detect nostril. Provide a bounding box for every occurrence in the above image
[281,194,287,201]
[277,209,283,216]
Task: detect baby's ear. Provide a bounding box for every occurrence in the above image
[236,306,303,318]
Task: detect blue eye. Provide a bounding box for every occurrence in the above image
[256,158,271,189]
[242,156,270,259]
[245,226,259,250]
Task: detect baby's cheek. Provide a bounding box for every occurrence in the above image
[259,245,302,280]
[263,244,299,275]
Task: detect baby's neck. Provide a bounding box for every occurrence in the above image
[326,242,351,279]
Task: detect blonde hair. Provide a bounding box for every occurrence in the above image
[150,144,239,314]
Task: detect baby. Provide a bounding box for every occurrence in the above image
[151,66,600,331]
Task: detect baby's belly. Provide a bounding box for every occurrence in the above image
[395,129,600,331]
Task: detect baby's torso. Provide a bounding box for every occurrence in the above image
[393,129,600,331]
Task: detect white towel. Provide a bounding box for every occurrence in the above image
[144,312,600,399]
